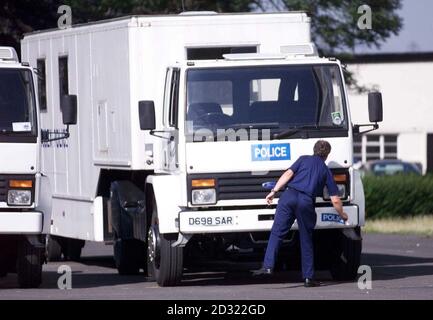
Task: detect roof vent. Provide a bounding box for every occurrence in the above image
[280,43,318,56]
[0,47,19,62]
[223,53,287,61]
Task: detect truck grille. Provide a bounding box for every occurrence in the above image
[188,171,285,201]
[0,176,7,202]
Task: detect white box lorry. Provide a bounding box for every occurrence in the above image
[21,12,382,286]
[0,46,76,287]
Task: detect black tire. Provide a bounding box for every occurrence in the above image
[330,229,362,281]
[0,265,7,278]
[63,239,85,261]
[110,183,147,276]
[16,239,43,288]
[113,232,146,275]
[46,235,62,262]
[0,255,8,277]
[147,198,183,286]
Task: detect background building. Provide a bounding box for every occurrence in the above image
[346,52,433,174]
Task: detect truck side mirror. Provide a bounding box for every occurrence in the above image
[368,92,383,123]
[42,95,77,142]
[61,95,77,125]
[138,100,156,130]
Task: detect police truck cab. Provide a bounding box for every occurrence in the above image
[0,46,76,287]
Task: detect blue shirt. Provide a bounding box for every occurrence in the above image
[287,155,339,198]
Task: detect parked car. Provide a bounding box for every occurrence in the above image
[359,160,422,176]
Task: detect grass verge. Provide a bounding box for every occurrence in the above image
[364,215,433,237]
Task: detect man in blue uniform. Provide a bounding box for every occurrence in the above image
[253,140,348,287]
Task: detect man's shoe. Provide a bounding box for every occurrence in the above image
[252,267,273,277]
[304,278,320,287]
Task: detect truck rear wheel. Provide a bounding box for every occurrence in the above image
[147,200,183,286]
[0,255,9,277]
[330,228,362,281]
[0,263,7,277]
[63,238,85,261]
[16,239,43,288]
[113,232,146,275]
[46,235,62,261]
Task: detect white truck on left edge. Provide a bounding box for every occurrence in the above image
[0,46,76,287]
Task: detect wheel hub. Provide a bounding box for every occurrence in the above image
[148,225,161,268]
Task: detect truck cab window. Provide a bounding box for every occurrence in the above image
[186,65,348,140]
[37,58,47,111]
[58,56,69,108]
[168,69,180,128]
[187,80,233,118]
[250,79,280,103]
[0,69,36,134]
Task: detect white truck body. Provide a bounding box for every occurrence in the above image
[0,46,51,287]
[21,12,376,285]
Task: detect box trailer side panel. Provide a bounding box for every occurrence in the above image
[22,26,132,240]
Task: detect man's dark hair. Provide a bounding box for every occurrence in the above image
[313,140,331,160]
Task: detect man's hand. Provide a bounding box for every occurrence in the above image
[266,191,275,205]
[340,211,349,221]
[330,196,348,222]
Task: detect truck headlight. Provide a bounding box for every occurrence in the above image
[323,184,346,200]
[192,188,216,205]
[7,190,32,205]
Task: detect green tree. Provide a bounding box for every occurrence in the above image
[63,0,253,21]
[0,1,60,49]
[2,0,402,89]
[256,0,402,55]
[255,0,403,89]
[1,0,253,52]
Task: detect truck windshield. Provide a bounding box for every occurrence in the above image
[0,69,36,136]
[186,64,348,141]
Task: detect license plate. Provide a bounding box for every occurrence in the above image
[188,216,234,226]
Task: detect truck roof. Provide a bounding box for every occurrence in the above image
[23,11,309,38]
[178,55,338,68]
[0,46,28,69]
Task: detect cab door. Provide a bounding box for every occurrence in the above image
[159,67,180,173]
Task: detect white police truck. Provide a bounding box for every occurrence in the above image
[0,46,76,287]
[21,12,382,286]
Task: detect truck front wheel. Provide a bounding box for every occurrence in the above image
[330,228,362,281]
[147,200,183,286]
[16,239,43,288]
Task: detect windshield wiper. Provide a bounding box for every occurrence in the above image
[0,128,31,135]
[0,129,17,134]
[221,122,280,130]
[272,125,338,140]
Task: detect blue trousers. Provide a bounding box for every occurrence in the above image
[263,187,317,279]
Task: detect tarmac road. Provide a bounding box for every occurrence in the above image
[0,233,432,300]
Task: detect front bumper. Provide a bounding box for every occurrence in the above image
[0,211,43,234]
[179,205,358,234]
